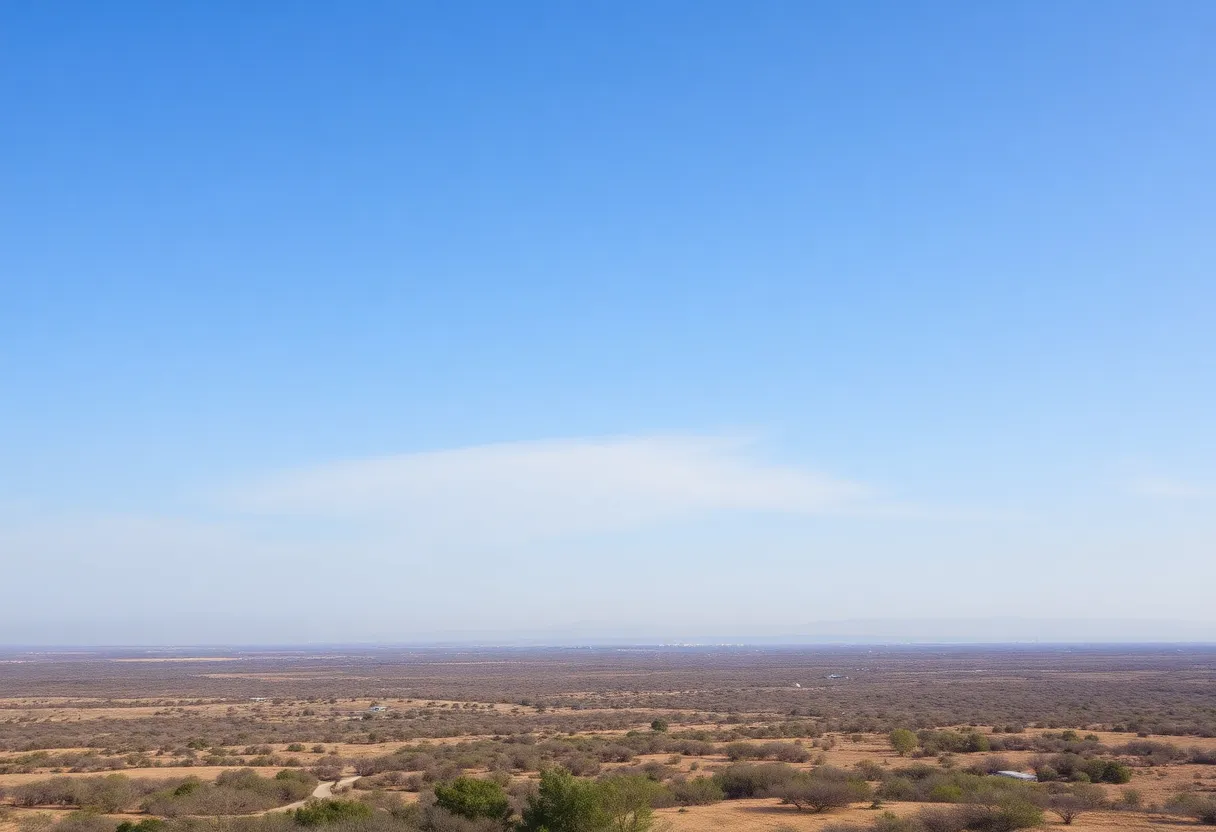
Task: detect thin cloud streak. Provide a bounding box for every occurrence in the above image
[1127,476,1213,500]
[223,435,875,541]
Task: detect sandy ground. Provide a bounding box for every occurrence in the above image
[655,803,1196,832]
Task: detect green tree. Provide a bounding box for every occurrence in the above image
[434,777,511,824]
[889,729,917,757]
[518,768,608,832]
[597,775,661,832]
[649,719,668,733]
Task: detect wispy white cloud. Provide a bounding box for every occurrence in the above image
[7,445,1216,644]
[1127,476,1213,500]
[1,435,888,642]
[223,434,874,541]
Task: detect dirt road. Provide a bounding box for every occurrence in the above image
[278,776,360,811]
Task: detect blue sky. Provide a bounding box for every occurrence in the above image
[2,1,1214,644]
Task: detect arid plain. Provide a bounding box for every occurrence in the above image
[2,646,1214,832]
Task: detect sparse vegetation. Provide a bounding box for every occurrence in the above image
[3,646,1216,831]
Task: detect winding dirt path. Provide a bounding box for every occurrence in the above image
[277,776,360,812]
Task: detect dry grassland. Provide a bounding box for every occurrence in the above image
[2,646,1216,831]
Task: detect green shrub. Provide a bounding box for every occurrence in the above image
[292,798,374,826]
[916,800,1042,832]
[928,785,964,803]
[115,821,164,832]
[917,732,990,755]
[876,777,916,801]
[172,780,201,797]
[666,776,723,806]
[713,763,800,799]
[433,777,510,823]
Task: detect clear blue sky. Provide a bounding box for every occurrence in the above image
[2,1,1214,644]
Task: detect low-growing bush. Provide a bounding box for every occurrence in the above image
[723,742,810,763]
[1032,754,1129,784]
[432,778,511,823]
[917,732,990,755]
[115,821,164,832]
[292,798,374,826]
[713,763,800,799]
[855,760,886,782]
[143,769,317,816]
[666,776,723,806]
[776,775,869,813]
[919,800,1043,832]
[11,775,179,813]
[1115,740,1185,765]
[1048,784,1105,824]
[46,812,115,832]
[1167,794,1216,825]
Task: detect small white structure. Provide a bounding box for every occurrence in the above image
[368,705,388,712]
[793,683,801,688]
[995,771,1037,782]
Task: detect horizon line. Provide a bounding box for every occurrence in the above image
[5,639,1216,651]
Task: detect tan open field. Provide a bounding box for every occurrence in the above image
[656,804,1192,832]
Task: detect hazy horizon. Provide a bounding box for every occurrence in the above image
[4,617,1215,649]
